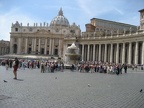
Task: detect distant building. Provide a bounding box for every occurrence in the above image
[85,18,137,34]
[0,40,10,55]
[10,8,144,64]
[139,9,144,30]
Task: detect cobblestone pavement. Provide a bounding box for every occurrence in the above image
[0,66,144,108]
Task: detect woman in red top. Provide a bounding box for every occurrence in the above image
[13,57,19,79]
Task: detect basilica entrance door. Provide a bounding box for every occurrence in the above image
[13,44,17,54]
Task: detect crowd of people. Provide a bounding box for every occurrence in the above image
[0,58,65,73]
[0,58,143,79]
[71,62,129,75]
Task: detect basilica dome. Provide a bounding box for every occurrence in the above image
[50,8,70,27]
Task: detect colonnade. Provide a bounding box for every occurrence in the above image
[0,47,9,55]
[15,38,62,57]
[10,37,144,65]
[80,41,144,64]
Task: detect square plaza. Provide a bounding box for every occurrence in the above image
[0,66,144,108]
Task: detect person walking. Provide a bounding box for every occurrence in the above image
[13,57,19,79]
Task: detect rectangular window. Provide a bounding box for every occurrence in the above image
[15,28,18,31]
[54,49,58,55]
[29,28,32,31]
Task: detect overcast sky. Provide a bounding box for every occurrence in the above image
[0,0,144,41]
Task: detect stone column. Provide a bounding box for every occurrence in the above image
[116,43,119,64]
[38,38,41,54]
[63,44,67,63]
[89,45,92,61]
[2,47,4,55]
[33,38,36,54]
[58,39,61,57]
[101,45,104,62]
[82,44,84,61]
[87,44,90,61]
[110,44,113,63]
[4,47,6,54]
[2,48,4,55]
[49,39,52,55]
[99,44,101,61]
[10,38,13,54]
[0,47,1,55]
[1,47,3,55]
[17,38,22,54]
[44,38,47,55]
[3,48,5,54]
[51,39,54,55]
[104,44,107,62]
[93,44,95,61]
[31,39,34,53]
[25,38,28,54]
[3,47,5,54]
[122,43,125,64]
[60,39,63,57]
[142,41,144,64]
[3,47,4,54]
[128,42,132,64]
[135,42,138,64]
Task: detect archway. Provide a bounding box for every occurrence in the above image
[13,44,17,54]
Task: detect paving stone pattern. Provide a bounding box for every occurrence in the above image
[0,66,144,108]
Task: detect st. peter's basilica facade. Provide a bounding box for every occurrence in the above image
[10,8,144,65]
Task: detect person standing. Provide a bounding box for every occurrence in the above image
[41,61,45,73]
[5,59,9,70]
[21,60,26,70]
[13,57,19,79]
[124,64,128,73]
[47,62,51,73]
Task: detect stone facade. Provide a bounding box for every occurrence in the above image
[10,8,81,59]
[86,18,137,34]
[10,8,144,65]
[64,9,144,65]
[0,40,10,55]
